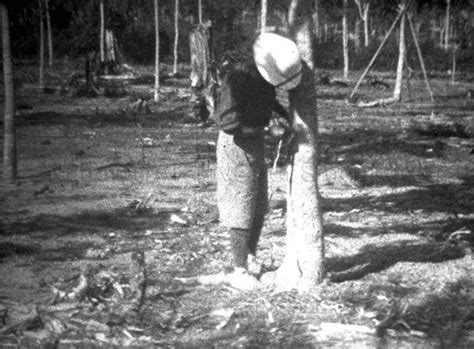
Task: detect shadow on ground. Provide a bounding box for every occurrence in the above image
[326,239,465,282]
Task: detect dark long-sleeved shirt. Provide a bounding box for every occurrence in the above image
[213,61,284,136]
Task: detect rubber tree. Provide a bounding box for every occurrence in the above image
[38,0,45,90]
[274,0,325,293]
[1,2,17,182]
[99,0,105,62]
[154,0,160,102]
[342,0,349,80]
[172,0,179,75]
[354,0,370,47]
[45,0,53,67]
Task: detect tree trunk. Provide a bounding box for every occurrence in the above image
[444,0,450,50]
[363,2,370,46]
[274,0,325,293]
[393,12,406,101]
[354,0,370,47]
[342,0,349,80]
[154,0,160,102]
[45,0,53,67]
[105,29,116,62]
[314,0,320,40]
[260,0,267,31]
[99,0,105,62]
[172,0,179,75]
[38,0,45,90]
[1,3,17,182]
[198,0,202,25]
[354,19,361,53]
[189,23,212,88]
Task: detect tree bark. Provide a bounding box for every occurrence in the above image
[354,0,370,47]
[172,0,179,75]
[314,0,320,40]
[189,23,212,88]
[393,12,406,101]
[154,0,160,102]
[342,0,349,80]
[444,0,450,50]
[38,0,45,90]
[45,0,53,67]
[99,0,105,62]
[260,0,267,31]
[1,3,17,182]
[274,0,325,293]
[198,0,202,25]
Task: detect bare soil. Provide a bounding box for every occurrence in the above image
[0,63,473,347]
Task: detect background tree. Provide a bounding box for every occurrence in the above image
[342,0,349,80]
[154,0,160,102]
[99,0,105,62]
[353,0,370,47]
[1,1,17,182]
[45,0,53,67]
[38,0,45,90]
[273,0,325,292]
[260,0,267,31]
[172,0,179,75]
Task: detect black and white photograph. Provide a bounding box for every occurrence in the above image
[0,0,473,347]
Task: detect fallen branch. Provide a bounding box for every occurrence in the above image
[356,96,400,108]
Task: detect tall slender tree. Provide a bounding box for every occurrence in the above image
[99,0,105,62]
[38,0,45,90]
[1,2,17,182]
[45,0,53,67]
[154,0,160,102]
[261,0,267,31]
[172,0,179,75]
[354,0,371,47]
[198,0,202,25]
[393,11,406,101]
[274,0,325,292]
[444,0,451,50]
[342,0,349,80]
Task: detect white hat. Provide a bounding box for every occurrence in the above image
[253,33,302,90]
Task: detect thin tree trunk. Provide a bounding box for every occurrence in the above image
[172,0,179,75]
[393,12,406,101]
[407,14,434,102]
[363,3,370,46]
[261,0,267,31]
[342,0,349,80]
[451,45,456,84]
[99,0,105,62]
[38,0,45,90]
[314,0,320,40]
[45,0,53,67]
[154,0,160,102]
[273,0,325,293]
[198,0,202,25]
[1,3,17,182]
[444,0,450,50]
[354,19,361,53]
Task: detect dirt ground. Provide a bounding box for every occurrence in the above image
[0,63,473,347]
